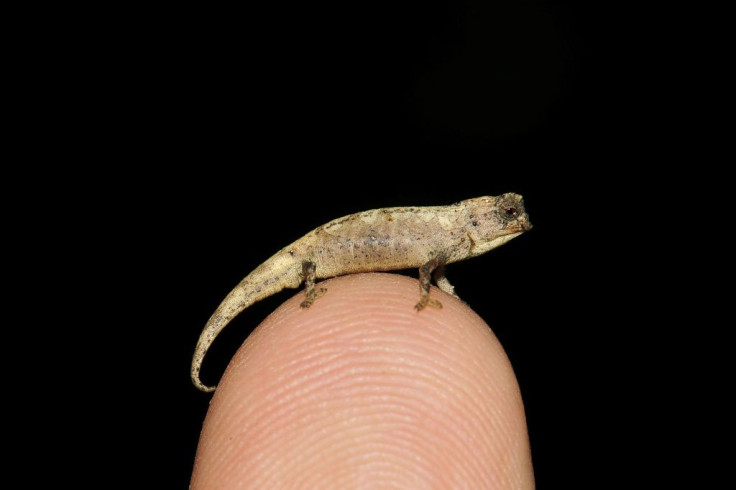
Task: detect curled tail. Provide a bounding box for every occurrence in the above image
[191,255,302,392]
[191,312,230,392]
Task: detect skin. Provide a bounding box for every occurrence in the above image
[191,274,535,488]
[192,193,532,392]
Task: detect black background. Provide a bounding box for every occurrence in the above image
[52,0,694,487]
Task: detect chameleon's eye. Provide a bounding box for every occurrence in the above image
[502,206,519,220]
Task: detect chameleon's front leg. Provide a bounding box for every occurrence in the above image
[300,260,327,308]
[433,264,459,298]
[415,254,448,310]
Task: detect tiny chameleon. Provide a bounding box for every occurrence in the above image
[192,193,532,392]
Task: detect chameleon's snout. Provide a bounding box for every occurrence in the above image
[507,216,532,235]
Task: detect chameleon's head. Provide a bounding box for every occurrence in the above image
[461,193,532,257]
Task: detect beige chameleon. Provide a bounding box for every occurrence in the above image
[192,193,532,392]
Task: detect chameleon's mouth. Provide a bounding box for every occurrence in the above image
[506,218,533,234]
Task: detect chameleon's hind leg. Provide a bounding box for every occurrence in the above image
[300,260,326,308]
[415,254,448,310]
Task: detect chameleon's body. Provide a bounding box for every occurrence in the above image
[192,193,532,392]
